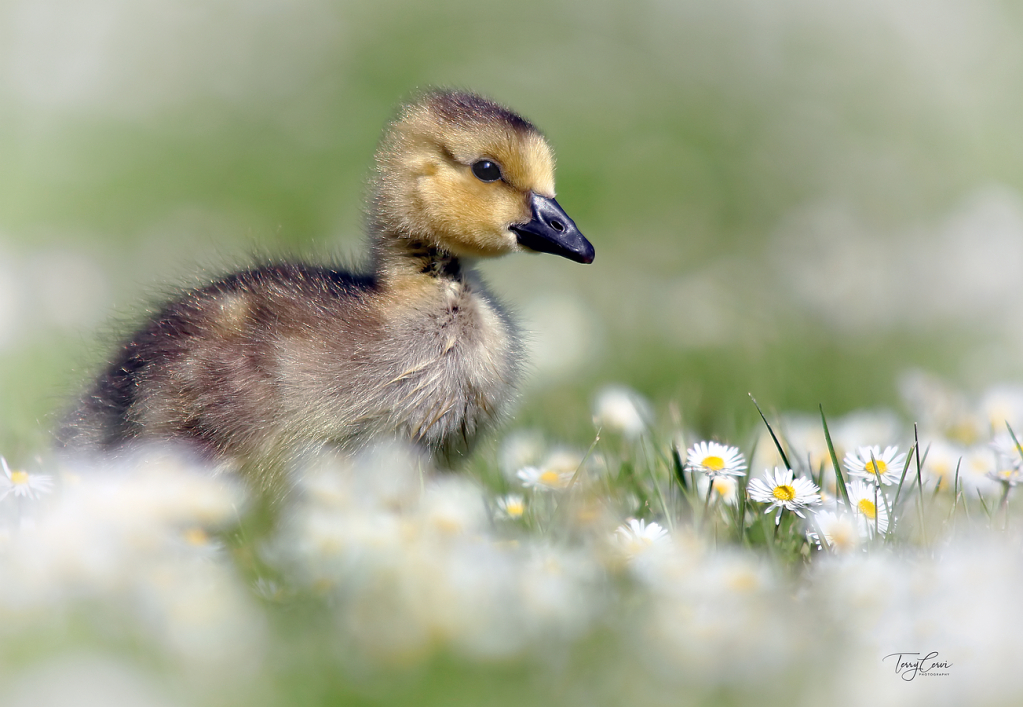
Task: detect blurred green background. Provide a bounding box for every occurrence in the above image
[4,0,1023,458]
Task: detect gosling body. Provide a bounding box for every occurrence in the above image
[59,90,593,479]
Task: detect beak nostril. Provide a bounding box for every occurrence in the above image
[550,219,565,233]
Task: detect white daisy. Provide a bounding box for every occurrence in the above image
[747,467,820,525]
[708,475,739,506]
[991,431,1023,473]
[846,480,890,537]
[614,518,670,558]
[516,465,574,491]
[686,441,747,478]
[495,494,526,519]
[988,464,1023,487]
[0,457,54,500]
[844,445,907,486]
[695,474,740,507]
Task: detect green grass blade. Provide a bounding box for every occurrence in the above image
[735,471,749,545]
[891,444,915,510]
[671,443,688,491]
[869,450,893,539]
[977,488,993,519]
[819,404,851,509]
[644,437,674,531]
[947,459,962,523]
[808,514,829,553]
[1005,421,1023,464]
[873,483,880,539]
[750,394,791,470]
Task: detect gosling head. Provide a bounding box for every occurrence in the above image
[372,89,594,264]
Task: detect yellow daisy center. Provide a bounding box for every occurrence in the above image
[9,471,28,486]
[857,498,877,520]
[433,516,464,534]
[702,455,725,471]
[505,501,525,517]
[183,528,209,546]
[773,484,796,502]
[865,459,888,476]
[728,570,759,592]
[539,470,561,486]
[830,523,856,550]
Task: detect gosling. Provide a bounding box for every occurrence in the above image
[58,90,594,483]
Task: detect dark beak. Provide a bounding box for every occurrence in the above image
[511,193,594,264]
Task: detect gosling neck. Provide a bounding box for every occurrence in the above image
[372,231,466,291]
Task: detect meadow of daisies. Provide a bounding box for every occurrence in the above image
[0,373,1020,706]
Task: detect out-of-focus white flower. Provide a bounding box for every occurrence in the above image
[989,464,1023,487]
[747,467,820,524]
[0,449,262,672]
[959,446,1002,496]
[497,429,546,481]
[419,478,487,536]
[0,654,182,707]
[515,544,600,641]
[899,370,986,446]
[832,410,902,454]
[540,447,586,476]
[686,441,747,478]
[919,438,964,491]
[989,437,1023,490]
[695,474,740,508]
[495,494,526,520]
[981,385,1023,434]
[780,414,832,474]
[517,465,574,491]
[591,385,651,437]
[0,458,54,500]
[614,518,670,558]
[846,480,889,537]
[708,475,739,506]
[808,509,861,552]
[992,431,1023,461]
[641,550,789,686]
[843,445,907,486]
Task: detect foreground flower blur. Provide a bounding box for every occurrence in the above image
[808,509,861,552]
[614,518,670,559]
[0,378,1022,706]
[516,464,574,491]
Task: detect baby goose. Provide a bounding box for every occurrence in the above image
[59,90,593,484]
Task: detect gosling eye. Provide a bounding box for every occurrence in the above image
[471,159,502,183]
